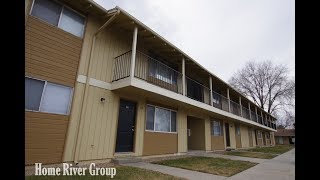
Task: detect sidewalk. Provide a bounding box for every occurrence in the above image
[187,150,267,163]
[227,148,295,180]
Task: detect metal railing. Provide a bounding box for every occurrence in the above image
[185,76,210,105]
[257,115,263,124]
[211,90,229,112]
[112,50,274,129]
[250,111,257,122]
[135,51,183,94]
[112,51,132,81]
[241,106,250,120]
[230,100,241,116]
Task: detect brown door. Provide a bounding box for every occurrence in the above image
[248,128,253,147]
[235,124,242,148]
[262,132,266,146]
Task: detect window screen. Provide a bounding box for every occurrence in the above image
[25,77,45,111]
[40,83,72,114]
[146,105,155,130]
[31,0,62,26]
[155,107,171,132]
[59,7,85,37]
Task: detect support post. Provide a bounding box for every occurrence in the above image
[130,26,138,79]
[182,57,186,96]
[227,88,231,112]
[209,76,213,106]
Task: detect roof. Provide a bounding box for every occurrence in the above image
[274,129,295,137]
[84,0,276,120]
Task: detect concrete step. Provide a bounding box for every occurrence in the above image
[112,157,142,164]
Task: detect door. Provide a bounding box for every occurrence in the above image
[225,123,230,147]
[248,128,253,147]
[115,100,136,152]
[262,132,266,146]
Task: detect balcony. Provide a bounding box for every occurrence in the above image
[112,50,276,130]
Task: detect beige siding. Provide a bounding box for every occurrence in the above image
[240,125,249,148]
[25,111,69,165]
[74,86,120,161]
[177,108,188,153]
[229,122,236,148]
[252,129,257,146]
[25,0,32,22]
[204,118,211,151]
[134,99,146,156]
[25,16,83,87]
[63,82,85,162]
[78,15,132,83]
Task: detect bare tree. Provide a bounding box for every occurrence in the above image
[229,60,295,116]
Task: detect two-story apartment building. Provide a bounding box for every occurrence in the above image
[25,0,277,165]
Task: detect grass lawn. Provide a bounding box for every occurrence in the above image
[25,166,183,180]
[153,156,257,177]
[225,151,277,159]
[245,145,294,154]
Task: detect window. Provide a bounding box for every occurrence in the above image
[257,131,262,138]
[146,105,177,132]
[236,125,240,135]
[211,120,222,136]
[31,0,85,37]
[266,133,270,139]
[25,77,73,115]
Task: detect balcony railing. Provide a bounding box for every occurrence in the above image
[241,106,250,120]
[212,91,229,111]
[135,51,183,94]
[186,76,210,105]
[230,100,241,116]
[112,50,274,130]
[257,115,263,124]
[250,111,257,122]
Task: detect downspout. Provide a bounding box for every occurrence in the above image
[73,8,120,164]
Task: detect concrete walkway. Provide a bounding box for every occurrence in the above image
[187,151,267,163]
[227,148,295,180]
[124,162,226,180]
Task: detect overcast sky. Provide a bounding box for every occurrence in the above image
[94,0,295,82]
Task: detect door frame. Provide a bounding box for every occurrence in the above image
[114,99,137,153]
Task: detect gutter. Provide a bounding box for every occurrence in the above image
[73,8,120,164]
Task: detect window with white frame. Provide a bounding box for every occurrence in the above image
[146,105,176,133]
[211,120,222,136]
[31,0,85,37]
[25,77,73,115]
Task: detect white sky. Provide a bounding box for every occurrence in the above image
[94,0,295,82]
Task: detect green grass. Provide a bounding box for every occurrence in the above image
[225,151,277,159]
[153,156,257,177]
[245,145,294,154]
[25,166,183,180]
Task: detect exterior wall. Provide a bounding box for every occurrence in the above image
[63,14,133,161]
[275,136,290,145]
[211,119,225,151]
[77,15,132,82]
[25,8,83,164]
[235,124,242,148]
[25,112,69,165]
[229,122,236,149]
[204,118,211,151]
[75,87,120,161]
[240,125,249,148]
[26,16,83,87]
[177,108,188,153]
[252,129,257,146]
[187,117,205,150]
[270,132,275,146]
[143,132,178,155]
